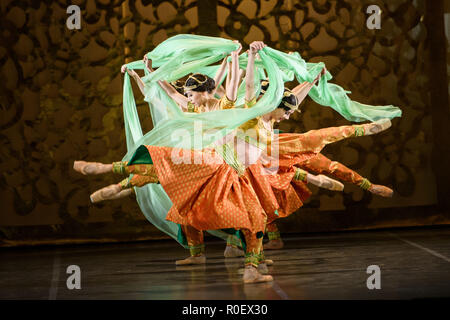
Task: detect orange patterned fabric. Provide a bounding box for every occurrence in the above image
[261,125,360,221]
[300,153,365,186]
[119,174,158,189]
[265,157,312,222]
[275,125,358,157]
[266,222,279,233]
[145,145,268,233]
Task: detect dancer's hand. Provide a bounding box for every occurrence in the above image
[143,54,153,71]
[249,41,266,54]
[314,67,327,82]
[232,40,242,55]
[126,68,137,78]
[121,64,127,73]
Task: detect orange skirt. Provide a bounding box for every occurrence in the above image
[265,160,312,223]
[145,145,268,233]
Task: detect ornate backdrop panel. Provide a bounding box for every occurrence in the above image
[0,0,448,246]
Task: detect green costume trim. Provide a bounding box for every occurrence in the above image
[119,175,133,189]
[128,145,153,165]
[354,125,365,137]
[177,225,188,247]
[238,230,247,252]
[226,234,242,248]
[359,178,372,190]
[189,244,205,257]
[267,231,281,241]
[214,142,246,176]
[112,161,128,175]
[244,252,260,267]
[294,167,307,182]
[258,251,266,263]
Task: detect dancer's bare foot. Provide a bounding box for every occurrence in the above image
[224,245,245,258]
[264,239,284,250]
[73,161,112,175]
[90,184,122,203]
[363,119,392,135]
[175,255,206,266]
[368,184,394,197]
[243,265,273,283]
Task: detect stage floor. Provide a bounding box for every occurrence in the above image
[1,226,450,299]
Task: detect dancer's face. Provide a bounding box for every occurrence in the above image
[185,90,205,106]
[270,108,295,122]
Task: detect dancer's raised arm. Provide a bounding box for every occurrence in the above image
[142,55,189,111]
[121,65,146,96]
[224,41,242,102]
[245,41,266,102]
[291,66,326,104]
[211,56,228,96]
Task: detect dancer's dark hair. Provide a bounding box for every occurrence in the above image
[184,73,215,93]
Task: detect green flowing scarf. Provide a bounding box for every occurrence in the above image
[119,34,402,247]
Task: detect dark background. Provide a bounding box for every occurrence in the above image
[0,0,449,246]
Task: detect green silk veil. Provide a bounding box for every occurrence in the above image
[119,34,402,247]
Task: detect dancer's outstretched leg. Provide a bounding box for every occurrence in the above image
[176,225,206,265]
[74,160,159,203]
[300,154,393,197]
[279,119,392,156]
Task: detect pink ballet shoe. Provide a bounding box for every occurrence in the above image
[73,161,109,175]
[243,265,273,283]
[175,255,206,266]
[264,239,284,250]
[224,245,245,258]
[364,119,392,135]
[316,175,344,191]
[368,184,394,198]
[264,259,274,266]
[90,184,122,203]
[257,263,269,274]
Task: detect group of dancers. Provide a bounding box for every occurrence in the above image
[73,35,400,283]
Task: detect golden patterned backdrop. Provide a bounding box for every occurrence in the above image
[0,0,448,246]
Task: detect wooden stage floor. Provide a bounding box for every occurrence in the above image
[1,226,450,299]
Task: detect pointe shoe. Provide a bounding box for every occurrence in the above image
[224,245,245,258]
[175,255,206,266]
[111,188,133,200]
[364,119,392,135]
[73,161,108,175]
[368,184,394,198]
[317,175,344,191]
[257,263,269,274]
[264,259,274,266]
[243,265,273,283]
[264,239,284,250]
[90,184,122,203]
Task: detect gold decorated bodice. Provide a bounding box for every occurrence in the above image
[187,95,235,113]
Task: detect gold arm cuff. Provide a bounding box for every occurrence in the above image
[219,95,236,109]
